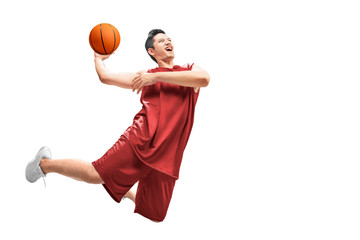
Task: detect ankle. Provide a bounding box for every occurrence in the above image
[40,158,51,174]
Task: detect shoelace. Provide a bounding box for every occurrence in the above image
[42,176,46,188]
[34,167,46,188]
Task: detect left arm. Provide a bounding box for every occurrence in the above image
[132,64,210,94]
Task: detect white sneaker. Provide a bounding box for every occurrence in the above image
[25,146,52,184]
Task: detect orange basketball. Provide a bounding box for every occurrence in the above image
[89,23,120,55]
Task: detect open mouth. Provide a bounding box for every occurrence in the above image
[165,46,173,52]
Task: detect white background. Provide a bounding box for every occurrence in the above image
[1,0,360,239]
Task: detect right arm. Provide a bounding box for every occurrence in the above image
[94,52,139,89]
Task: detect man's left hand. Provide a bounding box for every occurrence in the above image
[132,73,157,94]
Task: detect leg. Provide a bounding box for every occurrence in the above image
[40,158,104,184]
[92,135,150,203]
[134,170,176,222]
[40,157,135,201]
[124,189,136,203]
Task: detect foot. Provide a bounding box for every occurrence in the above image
[25,146,52,183]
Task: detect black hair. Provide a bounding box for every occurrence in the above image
[145,29,165,63]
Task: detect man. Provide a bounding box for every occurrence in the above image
[25,29,210,222]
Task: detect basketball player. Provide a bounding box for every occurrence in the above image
[25,29,210,222]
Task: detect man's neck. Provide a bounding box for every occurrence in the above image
[157,60,174,68]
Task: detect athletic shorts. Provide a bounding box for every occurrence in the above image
[92,135,176,222]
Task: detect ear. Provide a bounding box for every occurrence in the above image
[147,48,155,57]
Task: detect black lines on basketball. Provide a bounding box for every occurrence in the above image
[109,24,117,54]
[99,24,108,55]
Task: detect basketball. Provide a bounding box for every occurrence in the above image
[89,23,120,55]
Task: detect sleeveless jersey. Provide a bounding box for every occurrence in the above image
[123,63,199,179]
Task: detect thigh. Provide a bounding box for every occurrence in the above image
[134,170,176,222]
[92,135,149,202]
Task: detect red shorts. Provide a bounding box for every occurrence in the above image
[92,135,176,222]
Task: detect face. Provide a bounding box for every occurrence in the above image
[148,33,174,62]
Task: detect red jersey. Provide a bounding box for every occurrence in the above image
[123,63,199,179]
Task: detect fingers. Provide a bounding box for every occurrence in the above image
[132,74,145,93]
[132,74,141,92]
[131,73,153,94]
[136,82,146,94]
[94,52,112,61]
[101,53,111,60]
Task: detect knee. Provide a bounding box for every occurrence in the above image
[84,166,104,184]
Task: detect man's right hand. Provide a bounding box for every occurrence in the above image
[94,52,112,61]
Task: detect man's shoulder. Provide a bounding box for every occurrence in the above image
[180,63,194,70]
[147,63,194,73]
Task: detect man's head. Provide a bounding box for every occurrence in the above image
[145,29,174,63]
